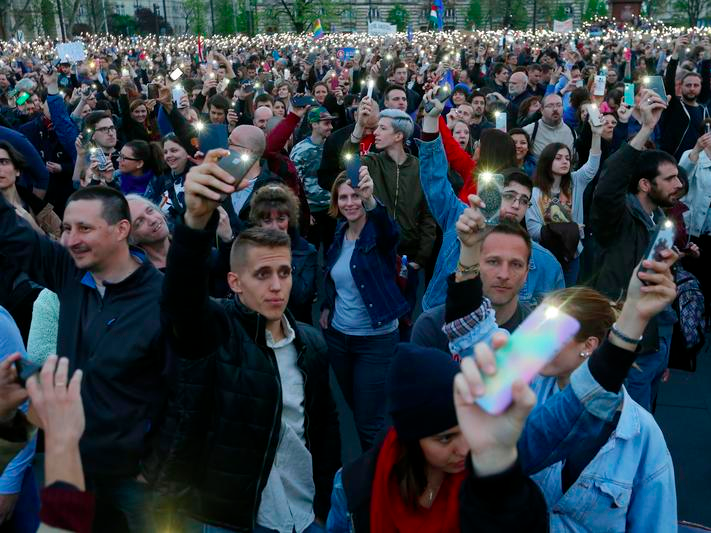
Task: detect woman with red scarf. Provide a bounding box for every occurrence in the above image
[326,342,546,532]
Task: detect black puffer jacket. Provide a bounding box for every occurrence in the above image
[149,213,341,531]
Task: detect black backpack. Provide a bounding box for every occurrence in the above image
[669,267,706,372]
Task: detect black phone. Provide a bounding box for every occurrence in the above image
[345,152,361,188]
[638,219,675,283]
[217,149,254,187]
[147,83,159,100]
[199,124,229,153]
[15,358,41,386]
[292,95,317,107]
[424,85,450,113]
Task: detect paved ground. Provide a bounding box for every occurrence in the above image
[655,341,711,526]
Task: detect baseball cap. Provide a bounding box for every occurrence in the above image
[308,106,336,123]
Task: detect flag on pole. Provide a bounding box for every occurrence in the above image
[407,23,413,42]
[313,19,324,40]
[197,34,205,62]
[430,0,444,30]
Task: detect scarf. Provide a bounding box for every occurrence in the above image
[370,428,465,533]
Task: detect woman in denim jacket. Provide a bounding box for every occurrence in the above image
[320,170,409,451]
[531,287,677,532]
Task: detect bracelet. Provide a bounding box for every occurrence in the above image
[610,322,643,344]
[456,261,480,276]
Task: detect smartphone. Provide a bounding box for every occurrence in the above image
[81,128,93,146]
[593,75,606,96]
[638,219,675,282]
[477,172,504,225]
[96,147,111,172]
[495,111,507,132]
[241,82,254,94]
[121,68,130,77]
[703,118,711,135]
[169,67,183,81]
[588,104,603,127]
[147,83,159,100]
[424,85,450,113]
[217,149,254,187]
[345,152,361,188]
[16,91,30,105]
[474,304,580,414]
[15,358,41,387]
[624,83,635,106]
[283,68,291,81]
[306,53,317,65]
[574,79,584,88]
[644,76,666,99]
[172,85,187,107]
[292,95,317,107]
[198,124,229,153]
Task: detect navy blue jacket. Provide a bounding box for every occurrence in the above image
[322,203,409,329]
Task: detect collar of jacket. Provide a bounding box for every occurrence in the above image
[228,295,303,350]
[377,149,417,170]
[79,247,157,290]
[625,193,663,231]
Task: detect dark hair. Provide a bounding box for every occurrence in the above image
[507,128,532,159]
[681,71,702,83]
[106,84,121,98]
[470,90,485,103]
[67,186,130,225]
[0,140,26,170]
[527,64,542,74]
[254,93,274,106]
[517,96,541,120]
[230,226,291,269]
[534,142,572,197]
[208,94,230,111]
[606,88,623,107]
[569,87,590,110]
[482,219,532,261]
[161,132,189,150]
[85,110,112,131]
[629,150,678,194]
[249,183,299,230]
[392,439,427,510]
[502,167,533,192]
[312,81,329,93]
[477,129,517,177]
[94,100,112,112]
[492,62,508,76]
[123,140,165,175]
[384,84,407,101]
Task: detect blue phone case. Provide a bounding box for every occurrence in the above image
[199,124,229,153]
[346,152,361,188]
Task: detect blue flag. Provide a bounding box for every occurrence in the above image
[407,24,413,42]
[439,68,455,90]
[434,0,444,30]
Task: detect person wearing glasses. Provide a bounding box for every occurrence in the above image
[523,94,577,157]
[415,90,564,315]
[114,140,166,196]
[72,110,119,188]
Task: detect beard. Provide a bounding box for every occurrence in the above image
[648,185,675,209]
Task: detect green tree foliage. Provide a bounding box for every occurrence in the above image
[214,0,236,34]
[386,3,409,31]
[509,0,528,28]
[466,0,483,28]
[673,0,702,26]
[39,0,56,35]
[108,14,137,35]
[181,0,207,34]
[274,0,335,33]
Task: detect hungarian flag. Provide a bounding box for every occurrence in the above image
[430,0,443,30]
[197,34,205,62]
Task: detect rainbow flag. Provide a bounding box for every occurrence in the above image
[313,19,324,40]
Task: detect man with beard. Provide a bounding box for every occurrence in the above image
[591,89,682,412]
[490,71,532,130]
[523,93,576,157]
[659,35,710,160]
[469,92,494,142]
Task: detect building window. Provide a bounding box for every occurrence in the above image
[368,7,380,21]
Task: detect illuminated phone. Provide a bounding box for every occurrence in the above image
[495,111,507,131]
[588,104,603,127]
[217,149,253,188]
[16,91,30,105]
[95,146,111,172]
[638,219,675,283]
[345,152,360,188]
[476,304,580,414]
[172,85,187,107]
[593,75,606,96]
[169,67,183,81]
[477,172,503,225]
[644,76,666,99]
[624,83,635,106]
[292,95,317,107]
[199,124,229,153]
[424,85,450,113]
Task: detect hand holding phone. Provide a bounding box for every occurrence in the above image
[643,76,666,99]
[638,219,675,283]
[424,85,450,113]
[216,149,254,187]
[623,83,635,106]
[345,152,361,188]
[477,172,504,225]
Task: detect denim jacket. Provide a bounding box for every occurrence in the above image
[322,203,409,329]
[417,136,564,311]
[530,378,677,532]
[679,149,711,238]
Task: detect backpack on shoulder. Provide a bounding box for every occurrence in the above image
[669,266,706,372]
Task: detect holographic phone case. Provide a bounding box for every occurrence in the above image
[477,173,504,225]
[476,304,580,415]
[644,76,666,100]
[638,219,675,281]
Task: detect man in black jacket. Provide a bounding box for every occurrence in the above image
[152,149,340,531]
[0,186,166,531]
[591,89,683,411]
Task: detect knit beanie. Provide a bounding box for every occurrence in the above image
[387,343,461,442]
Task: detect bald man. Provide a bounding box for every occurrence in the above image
[253,106,274,131]
[503,71,531,130]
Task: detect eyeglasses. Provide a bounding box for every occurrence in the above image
[118,153,140,161]
[543,103,563,109]
[502,191,530,207]
[95,125,116,134]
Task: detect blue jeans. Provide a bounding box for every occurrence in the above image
[184,518,325,532]
[563,255,580,287]
[625,333,671,412]
[399,265,420,341]
[89,476,154,532]
[323,327,398,452]
[0,467,39,533]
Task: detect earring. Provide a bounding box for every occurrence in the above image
[579,351,589,358]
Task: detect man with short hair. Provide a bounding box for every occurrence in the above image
[207,94,230,124]
[523,93,575,157]
[659,36,711,159]
[591,89,682,411]
[487,63,510,96]
[154,156,340,531]
[469,91,494,142]
[253,106,274,131]
[0,186,166,530]
[527,64,545,97]
[383,84,420,156]
[71,110,119,187]
[126,195,171,270]
[381,62,422,114]
[290,106,336,254]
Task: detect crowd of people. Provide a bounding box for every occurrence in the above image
[0,21,708,532]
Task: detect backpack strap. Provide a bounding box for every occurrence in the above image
[531,120,540,145]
